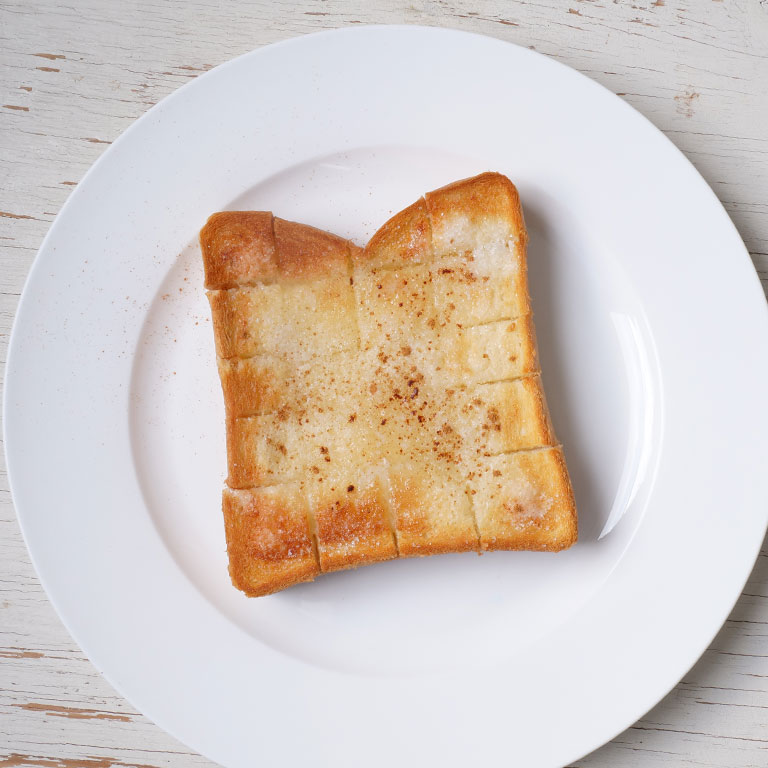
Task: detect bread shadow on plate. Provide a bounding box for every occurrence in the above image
[524,198,605,545]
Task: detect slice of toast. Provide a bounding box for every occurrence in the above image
[201,173,577,597]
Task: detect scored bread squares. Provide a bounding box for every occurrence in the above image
[354,172,577,555]
[202,212,396,595]
[201,172,577,597]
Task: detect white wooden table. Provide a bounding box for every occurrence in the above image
[1,2,766,766]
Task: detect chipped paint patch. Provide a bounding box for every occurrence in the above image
[0,755,159,768]
[15,703,132,722]
[0,649,44,658]
[675,89,700,117]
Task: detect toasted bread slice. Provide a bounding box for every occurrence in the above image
[222,485,318,596]
[468,447,577,551]
[201,173,577,596]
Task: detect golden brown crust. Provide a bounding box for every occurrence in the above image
[425,172,529,253]
[217,357,287,418]
[426,172,531,319]
[359,198,434,268]
[223,486,319,597]
[274,217,351,280]
[515,376,557,449]
[516,314,541,376]
[207,284,283,359]
[201,212,353,289]
[203,174,577,597]
[200,212,278,290]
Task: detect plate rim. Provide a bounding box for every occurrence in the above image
[5,24,768,768]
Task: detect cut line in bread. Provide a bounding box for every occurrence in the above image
[201,173,578,597]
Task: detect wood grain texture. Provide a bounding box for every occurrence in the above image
[1,1,766,766]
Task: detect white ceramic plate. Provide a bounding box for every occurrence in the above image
[6,26,768,768]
